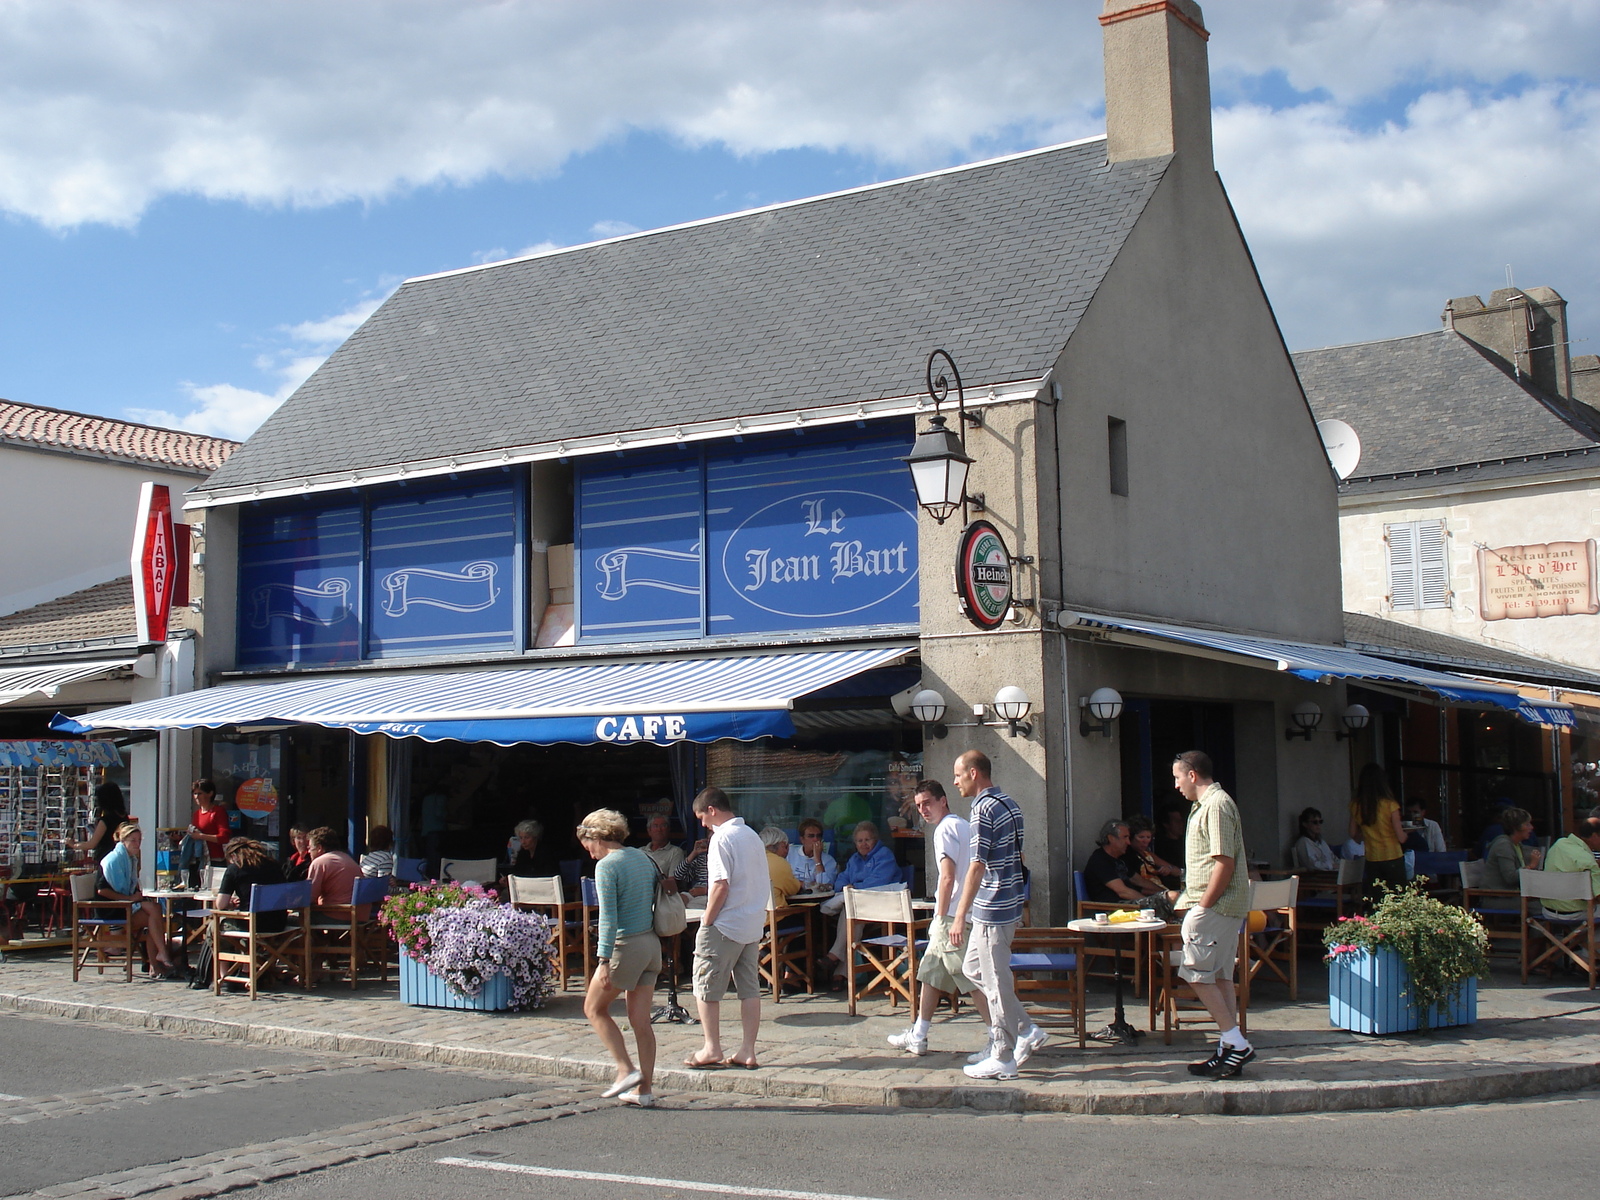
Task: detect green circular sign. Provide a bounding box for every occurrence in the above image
[956,520,1012,630]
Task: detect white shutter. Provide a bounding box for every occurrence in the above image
[1386,522,1419,610]
[1417,519,1450,608]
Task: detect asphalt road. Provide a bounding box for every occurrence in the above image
[2,1008,1597,1200]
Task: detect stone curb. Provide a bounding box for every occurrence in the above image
[5,988,1598,1117]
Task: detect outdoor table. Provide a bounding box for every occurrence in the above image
[652,907,702,1026]
[1067,916,1166,1044]
[147,889,219,961]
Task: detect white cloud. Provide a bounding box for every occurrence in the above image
[4,1,1597,358]
[590,219,639,239]
[129,296,389,439]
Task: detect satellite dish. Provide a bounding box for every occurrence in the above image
[1317,419,1362,480]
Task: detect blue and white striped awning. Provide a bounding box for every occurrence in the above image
[1061,612,1575,728]
[52,646,911,746]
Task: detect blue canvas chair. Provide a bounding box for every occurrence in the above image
[311,875,392,988]
[1010,926,1085,1044]
[211,880,312,1000]
[1073,870,1142,992]
[392,857,427,883]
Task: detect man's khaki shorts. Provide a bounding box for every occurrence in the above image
[692,922,761,1001]
[603,931,662,992]
[916,914,975,994]
[1178,906,1242,984]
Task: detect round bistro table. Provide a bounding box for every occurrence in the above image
[1067,916,1167,1044]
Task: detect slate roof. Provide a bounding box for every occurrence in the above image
[1293,330,1600,494]
[0,577,195,657]
[0,399,238,474]
[1344,610,1600,691]
[206,139,1170,492]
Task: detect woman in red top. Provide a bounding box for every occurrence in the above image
[183,779,231,888]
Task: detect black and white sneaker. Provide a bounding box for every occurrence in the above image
[1187,1044,1226,1077]
[1207,1045,1256,1079]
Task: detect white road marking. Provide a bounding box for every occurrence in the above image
[437,1157,897,1200]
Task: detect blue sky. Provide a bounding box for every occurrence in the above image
[0,1,1596,441]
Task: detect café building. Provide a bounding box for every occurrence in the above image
[58,1,1572,919]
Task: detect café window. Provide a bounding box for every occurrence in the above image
[1386,519,1449,611]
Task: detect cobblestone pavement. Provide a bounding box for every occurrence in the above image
[3,949,1598,1116]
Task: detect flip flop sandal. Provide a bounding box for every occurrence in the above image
[723,1057,760,1070]
[682,1054,727,1069]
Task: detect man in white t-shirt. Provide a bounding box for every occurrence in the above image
[686,787,768,1069]
[887,780,993,1056]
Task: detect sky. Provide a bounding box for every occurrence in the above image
[1,0,1597,442]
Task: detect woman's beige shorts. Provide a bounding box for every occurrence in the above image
[603,931,662,991]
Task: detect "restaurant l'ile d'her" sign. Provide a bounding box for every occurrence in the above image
[1476,539,1600,620]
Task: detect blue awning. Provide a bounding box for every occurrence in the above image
[1060,612,1576,728]
[52,646,911,747]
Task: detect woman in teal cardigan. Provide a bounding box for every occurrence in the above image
[578,808,661,1107]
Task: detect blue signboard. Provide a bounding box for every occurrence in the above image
[367,479,519,658]
[237,502,362,665]
[576,453,704,642]
[707,434,919,635]
[575,425,918,642]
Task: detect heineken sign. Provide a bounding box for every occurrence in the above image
[956,520,1012,630]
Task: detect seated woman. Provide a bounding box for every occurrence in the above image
[1290,807,1338,872]
[282,826,313,882]
[360,826,396,878]
[213,838,289,932]
[507,818,559,879]
[1123,815,1180,891]
[1483,806,1541,890]
[670,836,712,900]
[818,821,903,987]
[96,822,179,978]
[759,826,803,904]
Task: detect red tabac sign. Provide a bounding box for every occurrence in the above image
[131,482,176,644]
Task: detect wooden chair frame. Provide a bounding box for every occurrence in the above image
[844,886,925,1014]
[1010,926,1086,1046]
[1519,868,1598,989]
[1461,859,1522,959]
[1074,871,1148,996]
[70,871,136,981]
[507,875,581,990]
[1149,919,1251,1045]
[211,880,313,1000]
[1246,876,1299,1000]
[310,876,392,988]
[1295,858,1362,935]
[759,897,815,1001]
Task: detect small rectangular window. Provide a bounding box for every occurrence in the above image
[1107,417,1128,496]
[1386,519,1449,610]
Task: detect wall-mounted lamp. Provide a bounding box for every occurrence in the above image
[1284,700,1323,741]
[1335,703,1370,741]
[902,349,983,525]
[1078,687,1123,738]
[910,688,948,740]
[992,686,1033,739]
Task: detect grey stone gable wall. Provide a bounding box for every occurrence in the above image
[208,140,1169,491]
[1294,329,1600,482]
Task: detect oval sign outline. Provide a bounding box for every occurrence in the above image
[957,520,1011,630]
[719,488,920,618]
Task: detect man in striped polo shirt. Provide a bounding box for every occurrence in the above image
[948,750,1047,1079]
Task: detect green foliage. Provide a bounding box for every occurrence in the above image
[1323,881,1490,1028]
[379,879,489,958]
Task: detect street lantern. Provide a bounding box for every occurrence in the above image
[903,349,980,525]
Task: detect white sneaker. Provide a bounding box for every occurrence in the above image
[1014,1024,1048,1067]
[966,1047,991,1065]
[887,1028,928,1056]
[962,1054,1019,1080]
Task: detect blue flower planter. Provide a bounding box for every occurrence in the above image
[399,952,514,1011]
[1328,946,1476,1034]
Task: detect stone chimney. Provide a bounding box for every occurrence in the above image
[1101,0,1213,167]
[1572,355,1600,410]
[1444,286,1572,399]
